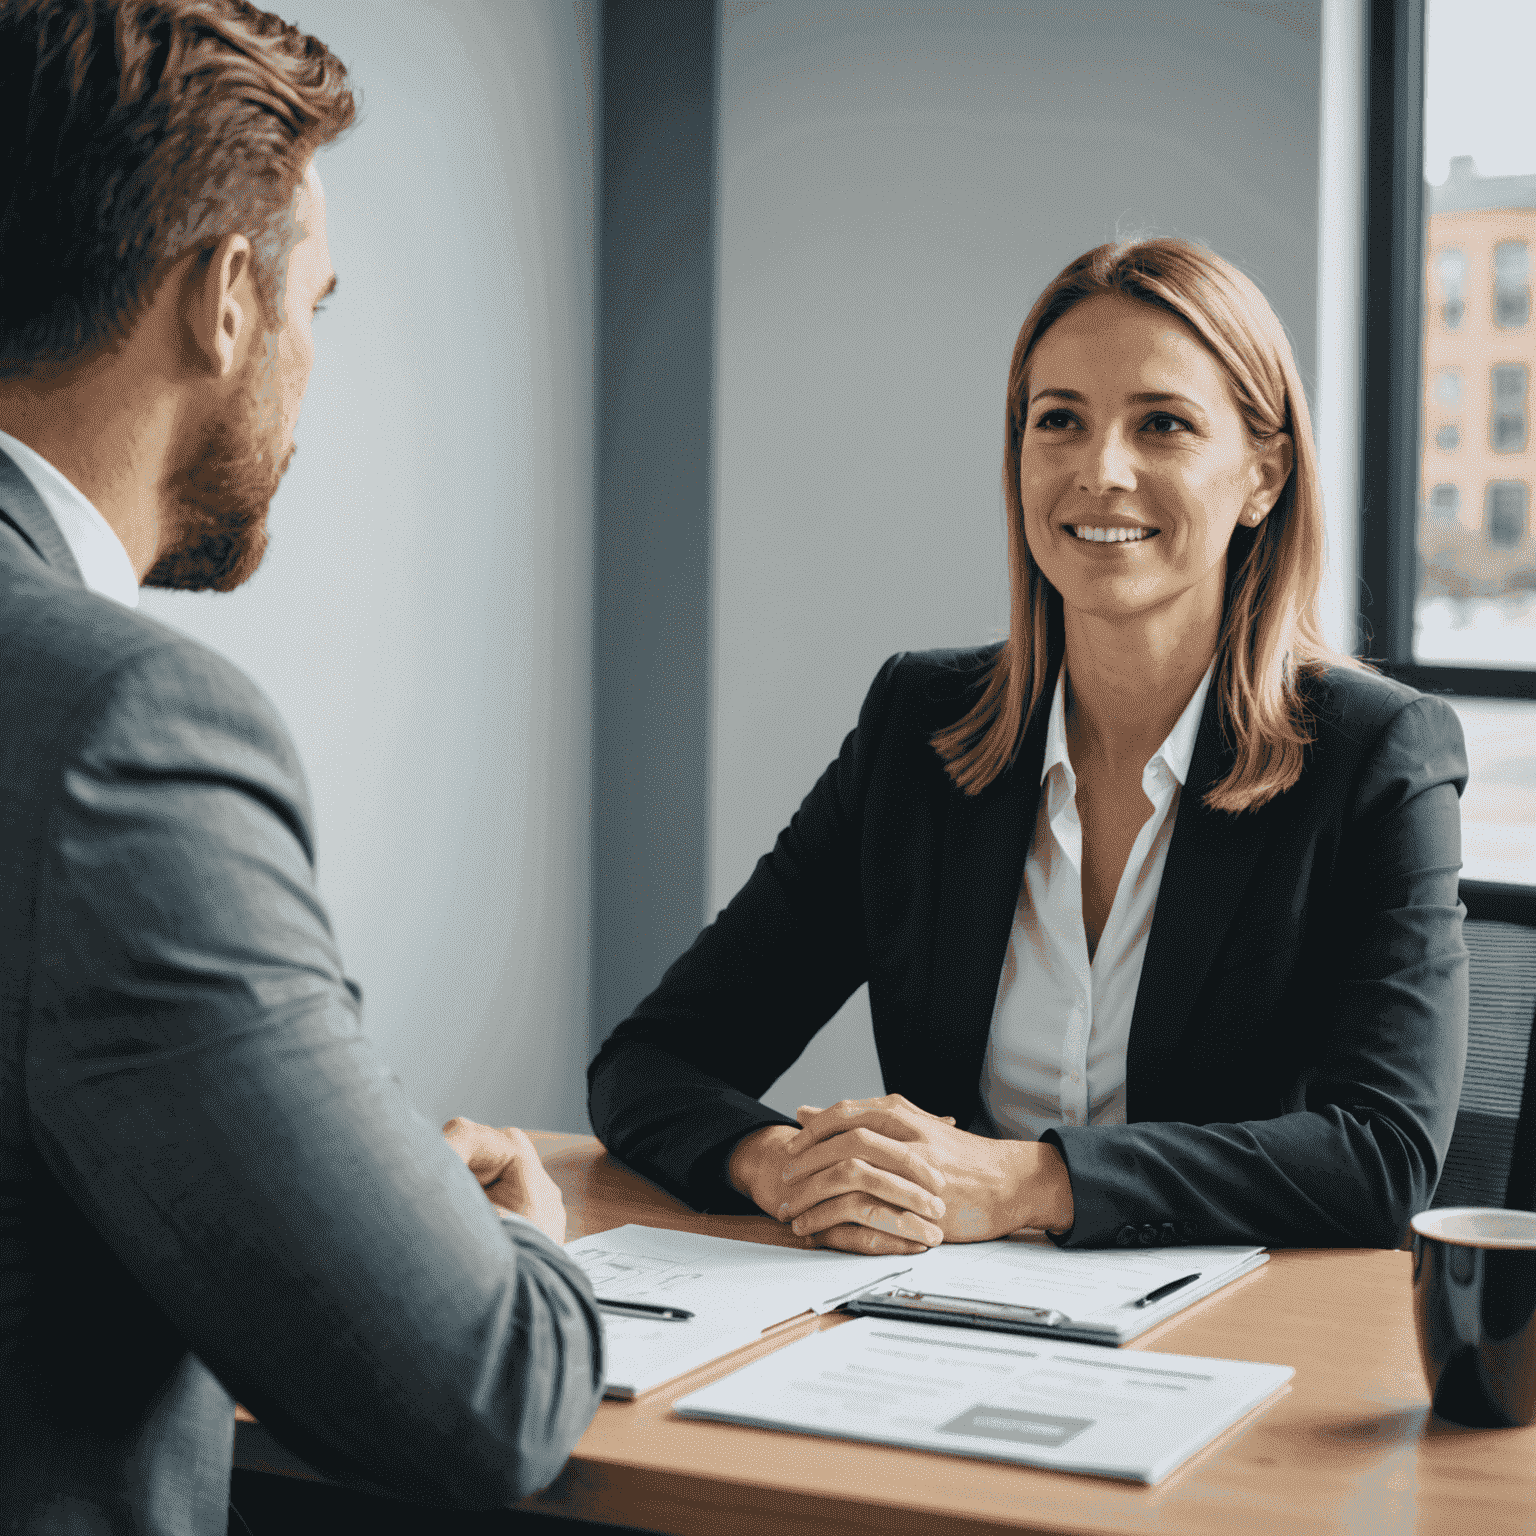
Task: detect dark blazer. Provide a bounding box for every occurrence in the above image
[588,645,1470,1251]
[0,451,604,1534]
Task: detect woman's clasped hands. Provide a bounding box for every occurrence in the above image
[727,1093,1075,1255]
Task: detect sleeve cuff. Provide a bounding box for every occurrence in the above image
[494,1207,545,1235]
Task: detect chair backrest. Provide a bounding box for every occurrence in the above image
[1430,880,1536,1213]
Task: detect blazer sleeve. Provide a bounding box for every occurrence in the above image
[1044,692,1470,1250]
[587,654,910,1211]
[27,641,604,1507]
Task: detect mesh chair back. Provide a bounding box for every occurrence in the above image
[1430,881,1536,1212]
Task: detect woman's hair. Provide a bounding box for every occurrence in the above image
[0,0,355,378]
[932,237,1352,814]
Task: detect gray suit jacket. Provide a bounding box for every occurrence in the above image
[0,451,604,1534]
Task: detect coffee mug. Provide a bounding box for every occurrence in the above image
[1410,1207,1536,1428]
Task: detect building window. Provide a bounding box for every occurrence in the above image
[1490,363,1529,451]
[1428,483,1460,520]
[1494,240,1531,328]
[1434,367,1462,404]
[1487,481,1529,548]
[1437,248,1466,328]
[1360,0,1536,697]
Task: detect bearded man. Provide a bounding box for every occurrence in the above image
[0,3,603,1532]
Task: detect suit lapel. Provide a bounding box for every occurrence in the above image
[0,445,86,586]
[1125,684,1274,1120]
[927,665,1056,1122]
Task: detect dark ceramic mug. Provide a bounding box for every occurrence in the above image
[1409,1207,1536,1428]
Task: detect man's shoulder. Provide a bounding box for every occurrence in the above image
[0,548,297,784]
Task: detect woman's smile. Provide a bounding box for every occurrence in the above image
[1066,524,1158,544]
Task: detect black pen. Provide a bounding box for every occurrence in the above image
[595,1298,693,1321]
[1131,1272,1201,1308]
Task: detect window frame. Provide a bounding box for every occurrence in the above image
[1358,0,1536,700]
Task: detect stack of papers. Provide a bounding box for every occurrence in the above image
[568,1225,1270,1398]
[674,1316,1293,1484]
[566,1225,927,1397]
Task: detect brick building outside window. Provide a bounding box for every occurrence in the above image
[1419,155,1536,665]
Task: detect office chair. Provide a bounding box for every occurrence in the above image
[1428,879,1536,1213]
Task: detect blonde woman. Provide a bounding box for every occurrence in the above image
[589,238,1468,1255]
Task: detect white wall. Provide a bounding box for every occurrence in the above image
[140,0,597,1133]
[709,2,1325,1116]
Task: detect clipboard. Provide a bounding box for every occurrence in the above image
[845,1249,1270,1345]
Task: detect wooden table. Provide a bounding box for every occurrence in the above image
[240,1132,1536,1535]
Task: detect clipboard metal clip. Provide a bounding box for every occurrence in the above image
[881,1287,1073,1330]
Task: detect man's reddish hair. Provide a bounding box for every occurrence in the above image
[0,0,354,376]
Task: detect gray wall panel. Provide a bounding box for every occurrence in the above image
[591,2,720,1052]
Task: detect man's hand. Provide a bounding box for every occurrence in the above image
[780,1095,1074,1244]
[727,1107,955,1257]
[442,1118,567,1246]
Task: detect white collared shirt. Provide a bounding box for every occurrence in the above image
[976,661,1215,1141]
[0,427,138,608]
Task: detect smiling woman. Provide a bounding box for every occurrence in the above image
[588,237,1471,1260]
[937,244,1328,821]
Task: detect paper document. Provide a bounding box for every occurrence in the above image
[848,1235,1267,1343]
[566,1225,922,1397]
[674,1316,1293,1484]
[571,1224,1268,1394]
[593,1311,765,1399]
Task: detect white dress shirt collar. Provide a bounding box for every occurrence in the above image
[976,657,1219,1142]
[0,427,139,608]
[1041,660,1214,793]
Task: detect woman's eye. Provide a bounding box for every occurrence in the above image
[1033,409,1077,432]
[1144,412,1187,434]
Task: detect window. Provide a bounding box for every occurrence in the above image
[1491,363,1529,451]
[1487,482,1529,548]
[1495,240,1530,328]
[1362,0,1536,885]
[1429,483,1460,519]
[1361,0,1536,694]
[1437,249,1466,328]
